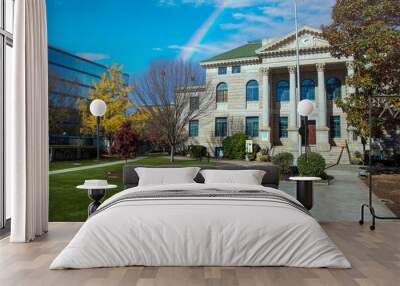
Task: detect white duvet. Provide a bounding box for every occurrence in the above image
[50,183,351,269]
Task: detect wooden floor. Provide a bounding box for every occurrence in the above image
[0,222,399,286]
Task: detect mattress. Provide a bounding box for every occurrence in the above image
[50,183,351,269]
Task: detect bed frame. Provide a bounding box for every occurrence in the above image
[123,165,280,190]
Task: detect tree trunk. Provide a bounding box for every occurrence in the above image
[170,145,175,163]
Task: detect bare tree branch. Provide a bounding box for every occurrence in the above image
[133,60,215,162]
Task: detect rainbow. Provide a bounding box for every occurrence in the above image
[180,1,228,61]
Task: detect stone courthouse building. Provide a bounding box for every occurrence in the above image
[188,26,361,162]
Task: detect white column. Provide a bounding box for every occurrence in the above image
[260,67,270,129]
[260,67,271,147]
[288,66,297,129]
[317,63,327,128]
[287,66,299,150]
[316,63,330,151]
[346,61,355,95]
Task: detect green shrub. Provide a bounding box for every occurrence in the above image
[222,133,247,159]
[247,144,261,161]
[353,151,362,159]
[272,152,294,175]
[256,148,271,162]
[188,145,207,159]
[297,152,326,177]
[351,158,363,165]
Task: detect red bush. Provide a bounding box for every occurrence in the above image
[112,121,139,162]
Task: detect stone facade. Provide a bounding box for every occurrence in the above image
[187,27,363,157]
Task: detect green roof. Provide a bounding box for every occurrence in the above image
[201,41,262,63]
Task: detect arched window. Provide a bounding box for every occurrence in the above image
[246,80,259,101]
[216,82,228,103]
[326,77,342,100]
[276,80,289,102]
[301,79,315,100]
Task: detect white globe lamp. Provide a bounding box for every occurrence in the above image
[90,99,107,117]
[89,99,107,160]
[297,99,314,161]
[297,99,314,117]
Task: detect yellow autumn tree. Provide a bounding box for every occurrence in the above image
[130,107,151,135]
[79,64,133,141]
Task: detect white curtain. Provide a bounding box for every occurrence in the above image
[7,0,49,242]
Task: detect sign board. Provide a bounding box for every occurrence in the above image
[245,140,253,153]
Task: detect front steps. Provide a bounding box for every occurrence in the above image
[271,145,351,165]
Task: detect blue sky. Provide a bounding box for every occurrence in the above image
[47,0,335,75]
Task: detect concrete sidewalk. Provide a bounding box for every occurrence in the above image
[279,165,395,222]
[49,157,144,175]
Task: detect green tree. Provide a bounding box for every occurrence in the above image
[222,133,247,160]
[79,65,133,143]
[322,0,400,141]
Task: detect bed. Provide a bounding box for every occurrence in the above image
[50,166,350,269]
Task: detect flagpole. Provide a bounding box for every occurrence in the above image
[293,0,302,163]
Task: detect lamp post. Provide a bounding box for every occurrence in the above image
[297,99,314,161]
[90,99,107,160]
[293,0,302,160]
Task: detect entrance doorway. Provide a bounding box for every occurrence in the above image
[301,120,316,146]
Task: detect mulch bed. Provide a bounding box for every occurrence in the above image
[362,173,400,217]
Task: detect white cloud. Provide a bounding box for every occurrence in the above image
[219,22,244,30]
[158,0,266,8]
[168,40,241,59]
[158,0,177,6]
[259,6,292,19]
[168,44,200,52]
[152,47,163,52]
[162,0,336,60]
[76,52,110,61]
[232,12,276,25]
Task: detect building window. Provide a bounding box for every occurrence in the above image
[246,80,259,102]
[216,82,228,103]
[215,117,227,137]
[276,80,289,102]
[279,117,289,138]
[326,77,342,100]
[190,96,199,111]
[246,117,259,137]
[330,116,341,138]
[232,66,241,74]
[218,67,227,75]
[301,79,315,100]
[189,120,199,137]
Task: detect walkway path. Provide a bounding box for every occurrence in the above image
[280,165,395,222]
[49,157,144,175]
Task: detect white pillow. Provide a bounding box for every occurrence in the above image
[135,167,200,186]
[200,169,266,185]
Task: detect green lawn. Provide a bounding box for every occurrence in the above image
[49,157,120,171]
[49,156,215,222]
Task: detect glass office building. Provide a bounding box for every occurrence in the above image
[48,46,129,160]
[48,46,109,137]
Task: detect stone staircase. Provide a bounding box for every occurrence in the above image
[271,145,351,165]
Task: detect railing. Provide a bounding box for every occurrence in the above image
[324,140,351,170]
